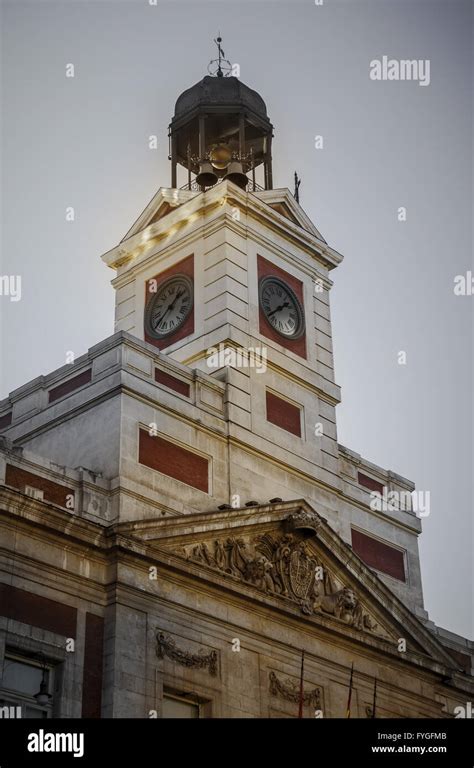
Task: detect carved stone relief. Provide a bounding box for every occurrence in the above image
[269,671,322,710]
[284,508,322,535]
[156,631,218,676]
[183,516,389,638]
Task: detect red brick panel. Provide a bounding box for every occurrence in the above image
[144,254,194,351]
[351,529,406,582]
[0,412,12,429]
[5,464,75,509]
[358,472,384,495]
[154,368,190,397]
[138,428,209,493]
[266,391,301,437]
[0,583,77,637]
[49,369,92,403]
[257,254,307,359]
[82,613,104,718]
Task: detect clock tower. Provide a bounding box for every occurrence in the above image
[101,62,346,522]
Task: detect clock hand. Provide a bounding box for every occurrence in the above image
[153,303,173,328]
[267,301,289,318]
[153,307,170,329]
[153,289,186,328]
[168,288,184,311]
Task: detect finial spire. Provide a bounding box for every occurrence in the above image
[207,34,232,77]
[294,172,301,203]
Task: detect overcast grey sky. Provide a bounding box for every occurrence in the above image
[1,0,472,638]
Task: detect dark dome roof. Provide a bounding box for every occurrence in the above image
[174,75,268,120]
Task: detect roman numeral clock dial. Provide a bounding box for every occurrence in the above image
[259,276,305,340]
[145,275,193,339]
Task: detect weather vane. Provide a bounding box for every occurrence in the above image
[208,34,232,77]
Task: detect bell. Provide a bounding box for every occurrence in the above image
[196,161,218,188]
[209,144,232,170]
[224,161,249,189]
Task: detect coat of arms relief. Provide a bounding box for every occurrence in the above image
[179,511,390,640]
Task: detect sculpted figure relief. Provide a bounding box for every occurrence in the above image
[315,587,360,624]
[186,526,385,637]
[243,555,276,592]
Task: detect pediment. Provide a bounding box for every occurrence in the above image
[115,500,460,672]
[184,525,395,643]
[253,188,327,243]
[121,187,199,241]
[267,202,300,226]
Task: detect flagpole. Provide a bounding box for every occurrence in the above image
[346,662,354,718]
[298,650,305,718]
[371,677,377,719]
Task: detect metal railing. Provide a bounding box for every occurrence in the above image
[180,177,265,193]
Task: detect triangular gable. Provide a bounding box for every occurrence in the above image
[253,189,327,243]
[267,202,300,226]
[115,499,460,672]
[121,185,328,244]
[121,187,199,242]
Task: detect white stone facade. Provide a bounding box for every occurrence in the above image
[0,181,472,718]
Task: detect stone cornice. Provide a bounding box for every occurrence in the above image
[0,332,227,443]
[101,182,343,275]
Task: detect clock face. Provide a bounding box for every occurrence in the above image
[145,275,193,339]
[259,276,305,339]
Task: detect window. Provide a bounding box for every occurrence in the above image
[162,693,200,719]
[0,655,53,718]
